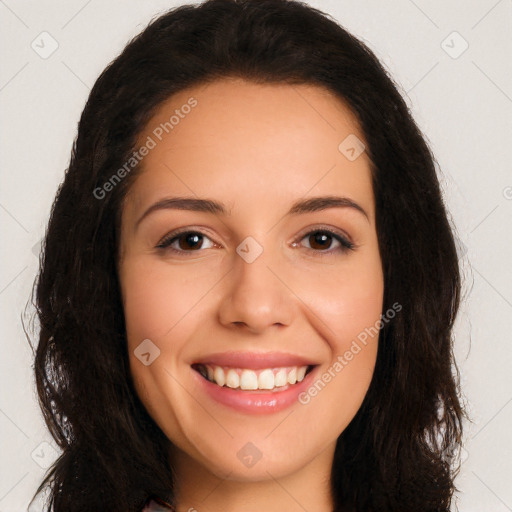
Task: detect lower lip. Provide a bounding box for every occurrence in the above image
[192,366,318,414]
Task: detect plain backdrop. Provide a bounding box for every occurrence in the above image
[1,1,511,510]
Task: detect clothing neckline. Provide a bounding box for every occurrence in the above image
[142,495,175,511]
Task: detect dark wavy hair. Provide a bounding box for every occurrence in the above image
[28,0,465,510]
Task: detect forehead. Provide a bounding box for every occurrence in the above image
[125,77,374,221]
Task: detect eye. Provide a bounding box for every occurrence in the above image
[156,230,216,254]
[156,227,356,256]
[295,228,355,254]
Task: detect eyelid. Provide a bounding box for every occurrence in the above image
[155,225,219,250]
[293,224,354,247]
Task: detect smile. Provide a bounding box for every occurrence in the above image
[190,351,320,413]
[192,363,313,392]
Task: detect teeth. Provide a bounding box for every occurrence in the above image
[274,369,287,387]
[240,369,258,390]
[214,366,225,387]
[198,364,311,391]
[258,369,274,390]
[226,369,239,389]
[197,365,208,379]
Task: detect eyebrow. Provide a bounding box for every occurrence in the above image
[135,195,369,229]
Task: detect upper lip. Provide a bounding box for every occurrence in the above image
[192,351,319,370]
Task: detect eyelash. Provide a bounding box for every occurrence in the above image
[155,226,356,256]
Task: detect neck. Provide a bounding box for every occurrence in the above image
[170,442,336,512]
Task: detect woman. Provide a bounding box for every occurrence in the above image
[30,0,464,510]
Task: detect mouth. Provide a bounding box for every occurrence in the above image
[191,363,316,393]
[190,352,321,413]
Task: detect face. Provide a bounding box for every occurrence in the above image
[118,77,384,483]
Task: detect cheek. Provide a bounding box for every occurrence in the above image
[294,283,382,434]
[120,256,218,344]
[291,248,384,352]
[290,250,383,415]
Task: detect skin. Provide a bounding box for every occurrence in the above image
[118,77,384,512]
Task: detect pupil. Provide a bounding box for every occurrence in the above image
[310,232,331,250]
[180,233,202,250]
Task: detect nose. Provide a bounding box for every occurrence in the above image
[217,244,294,334]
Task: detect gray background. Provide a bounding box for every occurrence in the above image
[1,0,511,510]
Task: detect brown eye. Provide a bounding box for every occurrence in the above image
[176,232,203,251]
[307,232,334,250]
[156,231,215,253]
[299,229,354,253]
